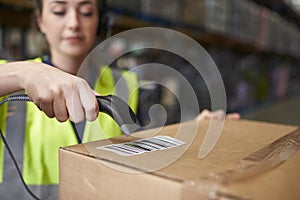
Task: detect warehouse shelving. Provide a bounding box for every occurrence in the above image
[0,0,299,116]
[105,0,300,60]
[104,0,300,115]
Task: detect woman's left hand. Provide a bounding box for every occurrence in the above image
[195,109,241,121]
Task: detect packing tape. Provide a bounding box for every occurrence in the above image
[181,127,300,200]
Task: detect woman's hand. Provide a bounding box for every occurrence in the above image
[195,109,240,121]
[0,61,99,123]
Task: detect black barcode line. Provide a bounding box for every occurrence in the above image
[155,136,185,145]
[124,143,152,151]
[135,141,162,150]
[147,138,175,148]
[101,145,136,155]
[139,139,169,148]
[115,144,144,153]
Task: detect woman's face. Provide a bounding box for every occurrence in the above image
[37,0,99,59]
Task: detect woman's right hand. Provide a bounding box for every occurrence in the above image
[0,61,99,123]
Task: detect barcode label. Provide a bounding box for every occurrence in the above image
[96,136,186,156]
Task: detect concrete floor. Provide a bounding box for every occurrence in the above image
[243,95,300,126]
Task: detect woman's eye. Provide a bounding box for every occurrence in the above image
[53,11,66,16]
[79,6,95,17]
[80,12,93,17]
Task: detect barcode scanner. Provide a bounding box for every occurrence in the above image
[96,95,140,136]
[0,94,140,137]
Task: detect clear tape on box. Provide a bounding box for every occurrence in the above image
[181,127,300,200]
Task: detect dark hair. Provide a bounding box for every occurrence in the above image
[97,0,107,34]
[33,0,106,34]
[33,0,42,13]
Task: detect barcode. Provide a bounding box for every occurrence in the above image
[96,136,185,156]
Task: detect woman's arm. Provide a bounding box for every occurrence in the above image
[0,61,98,123]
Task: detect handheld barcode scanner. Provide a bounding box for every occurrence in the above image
[0,94,140,137]
[96,95,140,136]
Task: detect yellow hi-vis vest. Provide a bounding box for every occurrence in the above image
[83,66,139,142]
[0,58,139,188]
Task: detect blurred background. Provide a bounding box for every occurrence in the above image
[0,0,300,126]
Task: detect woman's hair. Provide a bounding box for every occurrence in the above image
[34,0,42,13]
[33,0,106,34]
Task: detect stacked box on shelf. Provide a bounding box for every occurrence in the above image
[238,0,259,43]
[230,0,260,44]
[287,23,295,57]
[236,0,248,42]
[277,15,289,55]
[222,0,233,36]
[265,12,285,54]
[182,0,229,34]
[295,26,300,58]
[264,11,274,52]
[226,0,241,41]
[255,6,270,50]
[290,24,300,58]
[227,0,240,38]
[288,23,300,58]
[140,0,184,24]
[284,22,296,56]
[280,20,292,55]
[273,14,282,54]
[204,0,228,34]
[247,0,260,44]
[275,16,288,55]
[182,0,206,29]
[106,0,141,14]
[280,19,300,58]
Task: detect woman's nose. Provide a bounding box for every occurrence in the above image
[66,9,80,31]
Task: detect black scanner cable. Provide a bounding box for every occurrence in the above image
[0,94,140,200]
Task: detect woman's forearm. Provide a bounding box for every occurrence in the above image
[0,61,99,122]
[0,61,25,96]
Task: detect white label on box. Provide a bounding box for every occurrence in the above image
[96,136,186,156]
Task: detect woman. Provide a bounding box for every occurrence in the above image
[0,0,240,199]
[0,0,100,123]
[0,1,103,199]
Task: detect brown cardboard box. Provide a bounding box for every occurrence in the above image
[59,119,300,200]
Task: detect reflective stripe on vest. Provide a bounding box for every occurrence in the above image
[83,66,139,142]
[0,96,7,183]
[0,98,54,200]
[0,60,7,183]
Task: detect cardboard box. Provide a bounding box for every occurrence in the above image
[59,119,300,200]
